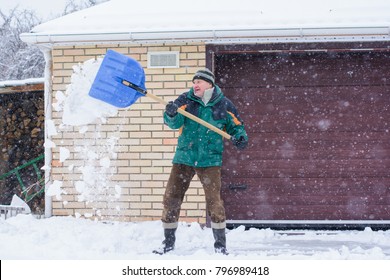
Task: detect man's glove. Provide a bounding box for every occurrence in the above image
[165,101,178,117]
[231,136,248,150]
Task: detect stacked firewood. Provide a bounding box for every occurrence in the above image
[0,91,44,211]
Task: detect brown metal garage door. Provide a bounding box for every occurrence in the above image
[211,44,390,229]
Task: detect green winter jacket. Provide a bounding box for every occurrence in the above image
[164,85,248,167]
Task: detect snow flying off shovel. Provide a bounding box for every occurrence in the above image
[89,50,231,139]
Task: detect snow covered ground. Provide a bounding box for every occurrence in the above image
[1,214,390,260]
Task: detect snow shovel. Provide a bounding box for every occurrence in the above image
[89,49,231,139]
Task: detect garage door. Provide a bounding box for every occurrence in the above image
[213,47,390,228]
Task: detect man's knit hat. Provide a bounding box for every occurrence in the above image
[192,68,215,86]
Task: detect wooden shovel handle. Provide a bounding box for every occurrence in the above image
[145,92,231,139]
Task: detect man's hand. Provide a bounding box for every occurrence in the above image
[165,101,178,117]
[231,136,248,150]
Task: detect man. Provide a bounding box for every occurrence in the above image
[153,68,248,255]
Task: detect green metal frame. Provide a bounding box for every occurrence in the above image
[0,154,45,202]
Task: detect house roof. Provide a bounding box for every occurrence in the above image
[0,78,45,94]
[20,0,390,45]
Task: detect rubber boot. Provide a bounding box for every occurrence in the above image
[212,228,228,255]
[153,228,176,255]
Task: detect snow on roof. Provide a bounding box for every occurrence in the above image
[0,78,45,88]
[21,0,390,45]
[0,78,45,94]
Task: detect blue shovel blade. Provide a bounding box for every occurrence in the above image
[89,49,146,108]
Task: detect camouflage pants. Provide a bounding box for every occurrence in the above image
[162,164,226,229]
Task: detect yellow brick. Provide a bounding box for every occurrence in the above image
[118,152,140,160]
[198,45,206,52]
[53,69,74,77]
[152,146,174,153]
[153,160,173,167]
[111,174,130,181]
[181,203,198,210]
[186,195,205,202]
[107,202,130,209]
[153,116,164,124]
[63,201,86,209]
[119,110,141,117]
[52,84,67,91]
[176,74,193,81]
[129,159,152,166]
[131,101,149,108]
[120,125,141,132]
[53,56,74,63]
[129,131,152,138]
[131,202,152,209]
[141,209,161,216]
[129,173,152,181]
[141,195,162,202]
[152,188,165,195]
[164,81,187,88]
[107,117,130,125]
[152,174,170,181]
[130,216,153,222]
[118,165,141,172]
[130,146,152,153]
[141,167,163,174]
[185,189,199,196]
[141,124,163,131]
[187,52,205,59]
[118,195,141,202]
[124,181,141,188]
[129,188,152,195]
[140,138,162,145]
[52,202,64,209]
[140,152,163,160]
[110,47,130,53]
[148,46,171,52]
[147,181,165,189]
[120,209,142,216]
[53,77,64,84]
[64,49,85,56]
[74,55,96,62]
[52,49,63,56]
[74,45,96,49]
[85,48,107,55]
[146,81,164,89]
[64,62,79,69]
[145,68,164,75]
[153,131,176,138]
[153,75,175,82]
[130,47,148,54]
[181,46,199,52]
[186,210,206,217]
[152,203,163,210]
[53,209,74,216]
[181,60,201,67]
[130,117,152,124]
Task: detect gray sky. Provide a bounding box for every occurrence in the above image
[0,0,84,20]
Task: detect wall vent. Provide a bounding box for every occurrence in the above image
[147,51,179,68]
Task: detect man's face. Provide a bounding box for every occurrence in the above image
[192,79,212,97]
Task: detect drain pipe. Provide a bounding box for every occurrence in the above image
[41,46,53,218]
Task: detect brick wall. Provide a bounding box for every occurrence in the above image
[50,43,207,223]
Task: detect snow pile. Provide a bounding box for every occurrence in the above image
[1,215,389,259]
[46,57,124,217]
[61,58,117,126]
